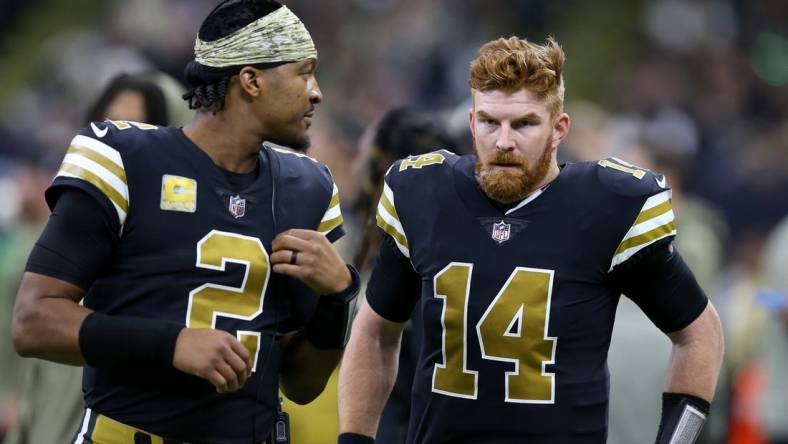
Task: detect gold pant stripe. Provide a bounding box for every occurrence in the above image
[89,412,166,444]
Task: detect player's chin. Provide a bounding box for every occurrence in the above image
[270,131,311,152]
[478,169,529,203]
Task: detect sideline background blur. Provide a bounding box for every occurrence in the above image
[0,1,786,443]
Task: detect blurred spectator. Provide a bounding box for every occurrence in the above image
[756,216,788,444]
[2,71,186,444]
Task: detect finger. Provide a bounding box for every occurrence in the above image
[271,233,314,254]
[216,361,240,392]
[227,337,250,363]
[209,370,228,393]
[270,249,297,265]
[224,346,250,386]
[279,228,319,241]
[272,262,306,278]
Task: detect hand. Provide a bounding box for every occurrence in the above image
[271,229,351,294]
[172,328,251,393]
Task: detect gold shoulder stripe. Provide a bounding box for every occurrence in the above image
[318,215,343,234]
[58,163,129,213]
[634,199,672,225]
[614,221,676,255]
[380,192,399,221]
[66,145,127,183]
[327,192,340,210]
[376,213,410,252]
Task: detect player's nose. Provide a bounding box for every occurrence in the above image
[495,124,515,151]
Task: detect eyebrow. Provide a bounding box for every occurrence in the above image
[476,110,541,121]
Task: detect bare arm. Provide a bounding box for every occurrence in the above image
[11,272,89,365]
[338,301,405,437]
[664,302,724,401]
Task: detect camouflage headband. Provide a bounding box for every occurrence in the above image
[194,6,317,68]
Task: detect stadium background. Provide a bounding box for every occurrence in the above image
[0,0,786,443]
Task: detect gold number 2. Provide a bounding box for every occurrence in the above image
[187,230,270,372]
[432,263,557,403]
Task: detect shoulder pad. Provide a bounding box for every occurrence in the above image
[596,157,669,198]
[50,121,159,230]
[387,149,459,177]
[267,145,343,238]
[268,144,322,164]
[79,120,160,149]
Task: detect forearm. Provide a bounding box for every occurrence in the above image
[665,303,724,401]
[11,273,90,366]
[280,331,343,404]
[338,308,403,437]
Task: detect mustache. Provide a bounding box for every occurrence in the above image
[487,152,526,166]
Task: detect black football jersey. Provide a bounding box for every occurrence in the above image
[47,120,344,444]
[368,151,678,444]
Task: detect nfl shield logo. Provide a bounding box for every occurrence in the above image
[228,195,246,218]
[492,220,511,243]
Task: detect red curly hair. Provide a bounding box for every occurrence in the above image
[469,36,566,119]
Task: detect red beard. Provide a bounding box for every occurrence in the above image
[475,137,554,204]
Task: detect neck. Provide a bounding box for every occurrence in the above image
[534,162,561,190]
[182,110,262,173]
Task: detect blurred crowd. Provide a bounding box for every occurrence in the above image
[0,0,786,443]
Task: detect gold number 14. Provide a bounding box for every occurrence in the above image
[433,263,557,403]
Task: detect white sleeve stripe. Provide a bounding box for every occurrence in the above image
[641,189,671,211]
[72,135,123,167]
[622,210,675,240]
[377,202,407,238]
[320,204,342,222]
[383,181,395,206]
[609,229,676,270]
[377,214,411,258]
[61,154,129,200]
[379,179,410,257]
[391,237,410,257]
[56,171,128,226]
[332,183,339,196]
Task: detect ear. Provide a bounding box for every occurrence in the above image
[468,91,476,137]
[238,66,264,97]
[551,112,571,148]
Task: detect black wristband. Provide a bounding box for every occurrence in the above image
[79,312,184,370]
[337,433,374,444]
[655,392,710,444]
[322,264,362,302]
[305,264,361,349]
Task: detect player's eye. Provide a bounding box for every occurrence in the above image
[512,120,536,129]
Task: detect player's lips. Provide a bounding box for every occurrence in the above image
[303,112,314,127]
[490,162,522,169]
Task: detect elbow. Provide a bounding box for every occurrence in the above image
[709,303,725,362]
[281,377,330,405]
[11,300,43,357]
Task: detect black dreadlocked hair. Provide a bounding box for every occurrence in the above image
[182,0,287,112]
[353,108,458,270]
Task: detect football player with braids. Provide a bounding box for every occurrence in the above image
[11,1,359,443]
[338,36,723,444]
